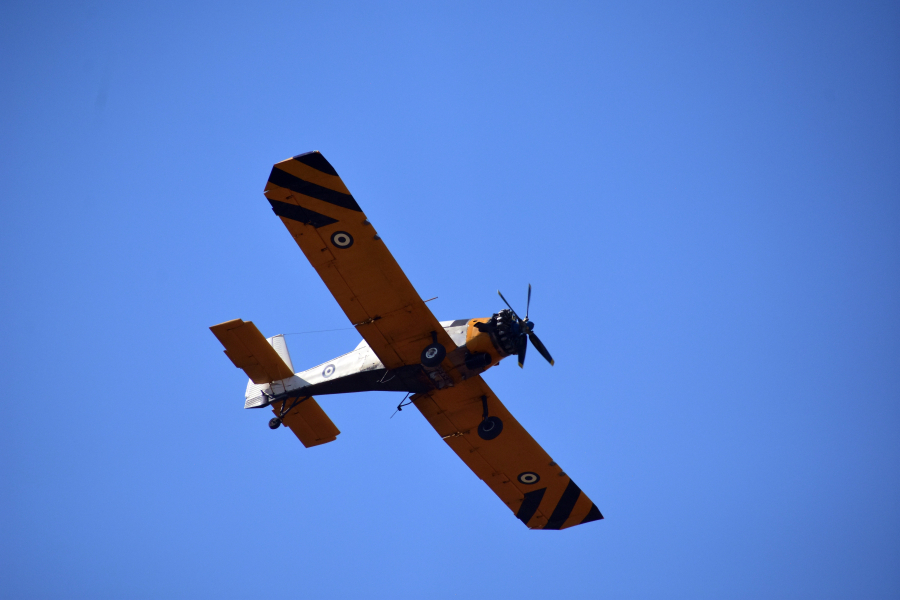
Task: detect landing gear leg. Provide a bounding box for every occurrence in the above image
[477,394,504,440]
[267,395,310,430]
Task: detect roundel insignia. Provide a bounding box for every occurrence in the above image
[331,231,354,249]
[322,364,336,378]
[517,472,540,485]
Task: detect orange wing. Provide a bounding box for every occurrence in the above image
[263,152,456,371]
[413,377,603,530]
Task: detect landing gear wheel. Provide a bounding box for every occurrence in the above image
[421,342,446,367]
[268,418,282,430]
[477,416,503,440]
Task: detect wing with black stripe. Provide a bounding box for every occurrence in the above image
[263,152,457,371]
[412,376,603,530]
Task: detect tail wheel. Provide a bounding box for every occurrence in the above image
[268,418,282,430]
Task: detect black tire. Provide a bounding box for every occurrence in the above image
[421,342,446,367]
[268,418,282,430]
[477,416,503,440]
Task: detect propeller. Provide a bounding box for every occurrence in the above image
[497,284,555,368]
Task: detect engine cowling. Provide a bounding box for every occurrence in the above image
[468,309,521,357]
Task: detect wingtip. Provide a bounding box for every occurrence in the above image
[580,504,604,524]
[290,150,338,176]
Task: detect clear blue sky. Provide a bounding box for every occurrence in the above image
[2,1,898,598]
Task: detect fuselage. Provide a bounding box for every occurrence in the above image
[244,316,513,409]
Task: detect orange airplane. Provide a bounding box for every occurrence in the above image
[211,151,602,530]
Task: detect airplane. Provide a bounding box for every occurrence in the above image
[210,151,603,530]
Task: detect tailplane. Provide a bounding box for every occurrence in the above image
[210,319,294,383]
[269,397,340,448]
[210,319,340,447]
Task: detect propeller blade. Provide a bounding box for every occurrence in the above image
[529,332,555,366]
[525,283,532,321]
[517,337,527,368]
[497,290,520,320]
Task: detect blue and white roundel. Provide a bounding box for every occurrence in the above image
[322,364,336,378]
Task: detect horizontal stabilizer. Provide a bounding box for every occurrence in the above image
[272,397,340,448]
[210,319,294,384]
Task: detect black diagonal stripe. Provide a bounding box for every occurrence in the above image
[543,480,582,530]
[268,167,361,212]
[580,504,604,524]
[269,199,338,228]
[293,151,338,176]
[516,488,546,526]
